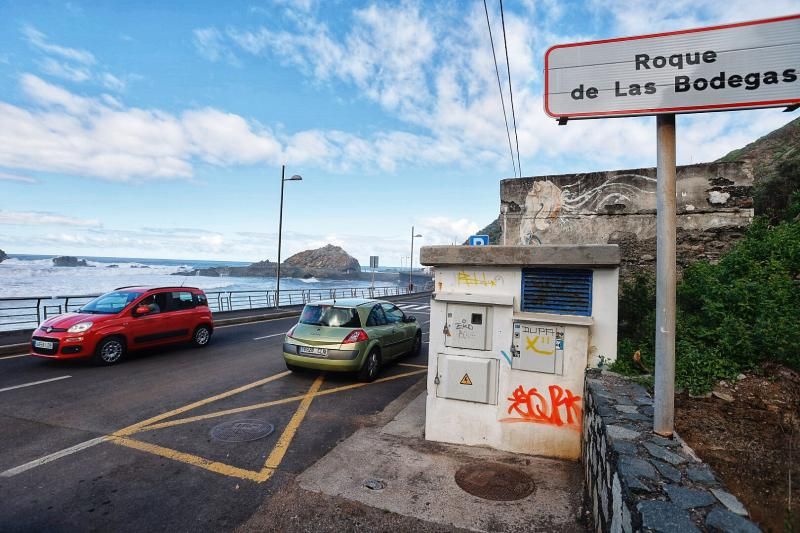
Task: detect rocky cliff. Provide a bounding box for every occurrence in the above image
[284,245,360,273]
[53,256,90,267]
[173,245,362,279]
[0,249,6,263]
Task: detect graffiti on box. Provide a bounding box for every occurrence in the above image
[456,271,504,288]
[500,384,582,430]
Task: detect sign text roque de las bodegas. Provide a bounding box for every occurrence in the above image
[544,14,800,119]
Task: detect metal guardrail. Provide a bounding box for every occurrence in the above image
[0,286,416,332]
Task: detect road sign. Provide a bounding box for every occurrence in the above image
[468,235,490,246]
[369,256,379,269]
[545,14,800,119]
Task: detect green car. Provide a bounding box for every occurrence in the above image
[283,298,422,382]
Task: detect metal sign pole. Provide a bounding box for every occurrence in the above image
[654,114,677,436]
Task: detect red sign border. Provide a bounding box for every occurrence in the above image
[543,13,800,119]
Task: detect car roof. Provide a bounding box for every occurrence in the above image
[307,298,381,308]
[113,285,202,292]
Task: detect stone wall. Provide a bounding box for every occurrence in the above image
[500,162,753,281]
[583,371,761,532]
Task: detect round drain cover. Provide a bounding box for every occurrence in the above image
[455,462,535,501]
[210,419,274,443]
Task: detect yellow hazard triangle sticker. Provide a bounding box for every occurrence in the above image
[459,373,473,386]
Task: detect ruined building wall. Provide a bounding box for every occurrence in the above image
[499,162,753,281]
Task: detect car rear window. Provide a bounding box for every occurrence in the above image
[299,305,361,328]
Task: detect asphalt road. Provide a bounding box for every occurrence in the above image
[0,295,432,533]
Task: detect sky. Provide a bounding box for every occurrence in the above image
[0,0,798,266]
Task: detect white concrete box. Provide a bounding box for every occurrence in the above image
[420,245,619,461]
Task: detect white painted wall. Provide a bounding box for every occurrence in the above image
[425,263,618,460]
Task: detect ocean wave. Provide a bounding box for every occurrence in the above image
[299,277,320,283]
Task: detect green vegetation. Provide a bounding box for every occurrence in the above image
[718,116,800,223]
[465,217,502,244]
[612,210,800,394]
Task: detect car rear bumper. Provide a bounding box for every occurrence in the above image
[282,342,366,371]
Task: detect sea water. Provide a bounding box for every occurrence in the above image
[0,255,385,298]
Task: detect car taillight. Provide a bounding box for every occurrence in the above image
[342,329,369,344]
[287,325,298,338]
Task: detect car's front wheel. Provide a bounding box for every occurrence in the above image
[358,348,382,382]
[93,337,126,365]
[192,325,212,348]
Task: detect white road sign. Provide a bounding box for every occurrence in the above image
[544,14,800,119]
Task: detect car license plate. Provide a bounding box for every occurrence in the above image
[34,340,54,350]
[299,346,327,356]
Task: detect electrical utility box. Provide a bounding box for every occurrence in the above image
[435,353,498,404]
[444,303,490,351]
[512,321,565,374]
[420,244,620,461]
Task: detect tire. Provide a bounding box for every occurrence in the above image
[93,337,126,366]
[408,331,422,357]
[192,325,212,348]
[286,362,306,373]
[358,348,382,382]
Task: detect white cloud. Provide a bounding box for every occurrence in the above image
[193,27,239,65]
[0,172,37,184]
[22,25,95,65]
[416,216,481,246]
[22,25,129,92]
[0,210,100,227]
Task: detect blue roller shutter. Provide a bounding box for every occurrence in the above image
[521,268,593,316]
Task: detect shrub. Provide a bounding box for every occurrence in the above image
[613,216,800,392]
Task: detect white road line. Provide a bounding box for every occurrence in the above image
[253,333,286,341]
[0,354,27,361]
[215,315,297,329]
[0,436,108,478]
[0,375,72,393]
[422,320,430,325]
[408,306,430,311]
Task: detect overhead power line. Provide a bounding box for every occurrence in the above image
[499,0,523,177]
[483,0,517,178]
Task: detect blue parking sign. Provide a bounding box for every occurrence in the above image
[468,235,490,246]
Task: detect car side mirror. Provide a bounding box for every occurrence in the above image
[134,305,150,316]
[405,315,417,323]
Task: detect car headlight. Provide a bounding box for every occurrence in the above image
[67,322,94,333]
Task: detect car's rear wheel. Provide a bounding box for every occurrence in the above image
[192,325,212,348]
[408,331,422,357]
[93,337,126,365]
[358,348,381,382]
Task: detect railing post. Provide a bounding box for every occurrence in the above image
[36,298,41,325]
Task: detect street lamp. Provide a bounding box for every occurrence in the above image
[409,226,423,293]
[276,165,302,308]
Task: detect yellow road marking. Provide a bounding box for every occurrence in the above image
[136,369,427,433]
[259,375,324,481]
[109,436,265,482]
[105,368,424,483]
[398,362,427,369]
[113,371,290,437]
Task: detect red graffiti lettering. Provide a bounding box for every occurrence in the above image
[501,384,582,429]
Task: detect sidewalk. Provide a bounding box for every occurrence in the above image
[239,383,586,533]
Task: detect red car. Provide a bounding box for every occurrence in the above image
[30,286,214,365]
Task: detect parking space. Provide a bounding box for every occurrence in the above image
[0,295,432,532]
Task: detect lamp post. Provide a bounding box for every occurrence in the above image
[276,165,302,308]
[409,226,422,293]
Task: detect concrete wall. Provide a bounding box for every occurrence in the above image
[500,162,753,280]
[583,371,761,532]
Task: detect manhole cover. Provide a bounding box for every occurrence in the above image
[454,462,535,501]
[210,419,275,443]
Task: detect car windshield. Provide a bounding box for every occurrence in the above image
[80,291,140,314]
[299,305,361,327]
